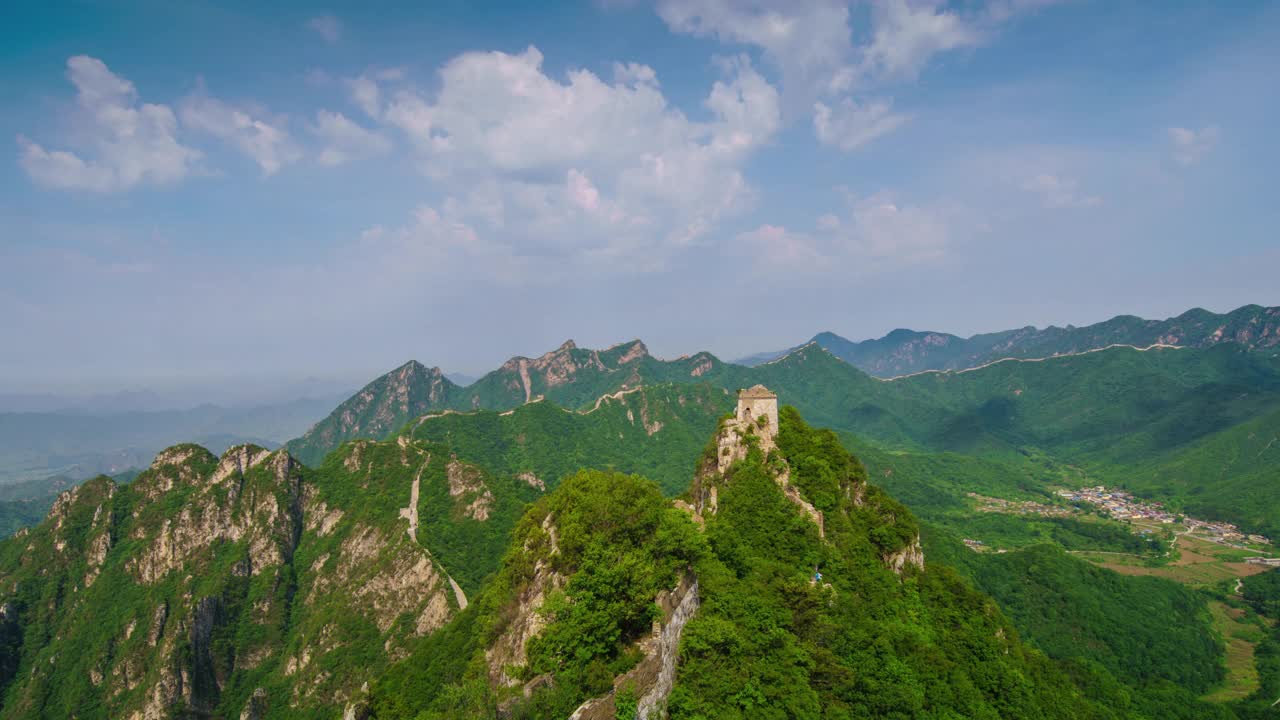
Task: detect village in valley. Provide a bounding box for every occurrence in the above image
[964,485,1278,567]
[1057,486,1275,562]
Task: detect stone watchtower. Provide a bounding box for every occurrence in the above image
[736,385,779,440]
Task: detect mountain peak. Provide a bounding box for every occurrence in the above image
[604,339,650,365]
[557,339,577,352]
[388,360,447,381]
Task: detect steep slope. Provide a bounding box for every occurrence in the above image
[741,304,1280,375]
[381,404,1123,719]
[311,435,539,596]
[286,361,461,466]
[0,442,466,719]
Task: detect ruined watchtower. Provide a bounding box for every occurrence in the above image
[736,385,778,440]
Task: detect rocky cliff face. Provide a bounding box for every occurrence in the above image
[0,439,464,719]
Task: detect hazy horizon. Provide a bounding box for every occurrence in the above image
[3,298,1274,398]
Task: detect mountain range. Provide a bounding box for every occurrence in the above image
[3,303,1280,718]
[285,330,1280,540]
[1,400,1191,719]
[737,304,1280,376]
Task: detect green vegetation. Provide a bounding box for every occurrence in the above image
[291,334,1280,539]
[371,469,706,719]
[408,384,731,496]
[10,328,1279,719]
[1234,569,1280,718]
[667,407,1111,719]
[953,543,1222,691]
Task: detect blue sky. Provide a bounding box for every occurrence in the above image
[2,0,1278,391]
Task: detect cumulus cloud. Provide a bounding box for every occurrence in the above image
[345,68,405,120]
[376,45,780,264]
[311,110,390,166]
[1168,126,1219,166]
[348,75,382,118]
[736,191,953,272]
[307,15,342,43]
[859,0,982,80]
[657,0,1062,149]
[1021,173,1101,209]
[17,56,202,192]
[657,0,852,101]
[813,97,911,151]
[180,91,299,175]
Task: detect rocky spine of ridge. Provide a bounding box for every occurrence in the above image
[466,338,652,408]
[687,386,924,574]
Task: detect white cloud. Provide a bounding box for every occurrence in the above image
[657,0,852,101]
[1168,126,1219,166]
[736,191,953,272]
[860,0,981,80]
[736,224,826,267]
[1021,173,1101,209]
[17,56,202,192]
[311,110,391,166]
[613,62,659,87]
[348,75,383,118]
[847,191,951,261]
[376,45,780,263]
[307,15,342,43]
[813,97,911,151]
[657,0,1062,148]
[180,91,299,175]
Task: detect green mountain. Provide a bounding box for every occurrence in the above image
[286,340,752,467]
[0,443,472,718]
[407,383,733,496]
[748,342,1280,538]
[286,360,462,466]
[293,336,1280,540]
[366,404,1123,719]
[4,375,1274,718]
[1102,406,1280,537]
[740,304,1280,376]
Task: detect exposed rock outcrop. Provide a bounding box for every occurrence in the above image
[487,514,565,687]
[447,457,494,521]
[568,575,701,720]
[884,535,926,574]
